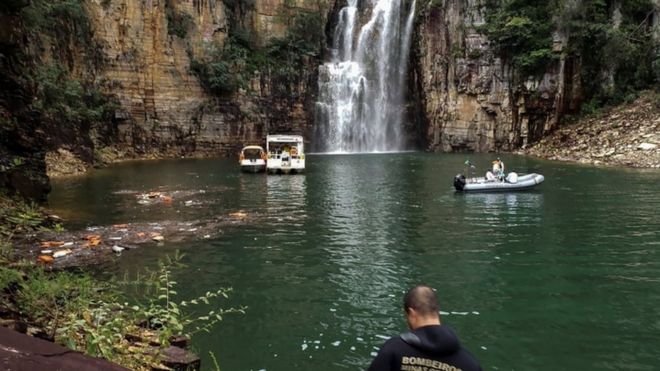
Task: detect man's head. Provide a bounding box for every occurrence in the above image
[403,285,441,330]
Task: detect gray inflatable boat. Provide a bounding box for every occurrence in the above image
[454,172,544,192]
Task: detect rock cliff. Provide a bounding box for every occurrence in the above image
[411,0,581,153]
[88,0,329,158]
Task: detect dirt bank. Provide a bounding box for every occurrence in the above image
[521,93,660,168]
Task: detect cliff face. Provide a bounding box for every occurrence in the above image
[0,0,330,198]
[412,0,581,152]
[89,0,329,158]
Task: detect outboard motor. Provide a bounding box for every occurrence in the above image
[453,174,466,191]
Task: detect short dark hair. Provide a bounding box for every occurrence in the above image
[403,285,439,317]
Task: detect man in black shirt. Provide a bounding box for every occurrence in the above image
[368,285,482,371]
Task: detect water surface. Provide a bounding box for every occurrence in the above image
[49,153,660,370]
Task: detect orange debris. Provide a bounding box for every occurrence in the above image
[37,255,54,264]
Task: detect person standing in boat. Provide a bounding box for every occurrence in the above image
[368,285,482,371]
[492,158,505,181]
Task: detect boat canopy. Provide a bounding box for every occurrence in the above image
[242,145,264,151]
[266,135,303,144]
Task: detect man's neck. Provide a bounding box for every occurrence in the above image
[411,317,441,330]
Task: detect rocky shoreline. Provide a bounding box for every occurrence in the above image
[521,93,660,169]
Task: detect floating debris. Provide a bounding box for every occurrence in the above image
[112,245,125,253]
[37,255,54,264]
[40,241,64,248]
[229,211,248,219]
[53,249,72,258]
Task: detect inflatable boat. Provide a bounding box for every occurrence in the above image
[454,172,544,192]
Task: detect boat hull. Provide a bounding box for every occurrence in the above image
[455,173,544,192]
[240,161,266,173]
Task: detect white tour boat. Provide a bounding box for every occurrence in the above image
[266,135,305,174]
[239,145,267,173]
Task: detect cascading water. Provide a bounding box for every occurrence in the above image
[315,0,416,153]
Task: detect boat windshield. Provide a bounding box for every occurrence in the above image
[267,142,301,157]
[243,148,262,159]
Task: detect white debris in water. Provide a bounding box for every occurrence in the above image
[375,334,390,340]
[313,340,320,344]
[315,346,319,349]
[350,346,356,351]
[388,294,395,297]
[62,242,74,246]
[472,311,480,315]
[440,311,450,315]
[109,237,122,240]
[356,337,363,342]
[495,256,501,260]
[331,341,341,347]
[451,311,469,315]
[203,235,211,239]
[330,308,337,312]
[188,228,197,232]
[301,344,308,351]
[481,346,488,350]
[370,352,378,357]
[273,354,277,357]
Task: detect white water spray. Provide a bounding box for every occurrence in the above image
[315,0,417,153]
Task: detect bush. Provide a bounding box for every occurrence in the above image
[29,63,116,126]
[166,6,194,39]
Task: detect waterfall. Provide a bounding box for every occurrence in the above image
[315,0,417,153]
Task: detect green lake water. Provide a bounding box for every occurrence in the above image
[48,153,660,370]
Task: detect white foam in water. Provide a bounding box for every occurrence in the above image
[440,311,450,315]
[451,311,469,315]
[356,337,364,341]
[330,308,337,312]
[472,311,480,315]
[375,334,390,340]
[350,346,356,351]
[481,346,487,350]
[301,344,308,351]
[331,341,341,346]
[370,352,378,357]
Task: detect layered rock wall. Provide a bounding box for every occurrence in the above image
[89,0,328,157]
[412,0,580,152]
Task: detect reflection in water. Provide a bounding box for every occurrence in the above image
[317,155,411,338]
[266,175,308,237]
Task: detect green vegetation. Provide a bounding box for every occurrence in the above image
[30,63,117,126]
[481,1,556,77]
[0,194,244,369]
[190,9,323,97]
[482,0,658,108]
[21,0,95,46]
[166,1,194,39]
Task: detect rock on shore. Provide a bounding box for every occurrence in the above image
[522,93,660,168]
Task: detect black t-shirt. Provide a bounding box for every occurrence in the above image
[368,325,482,371]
